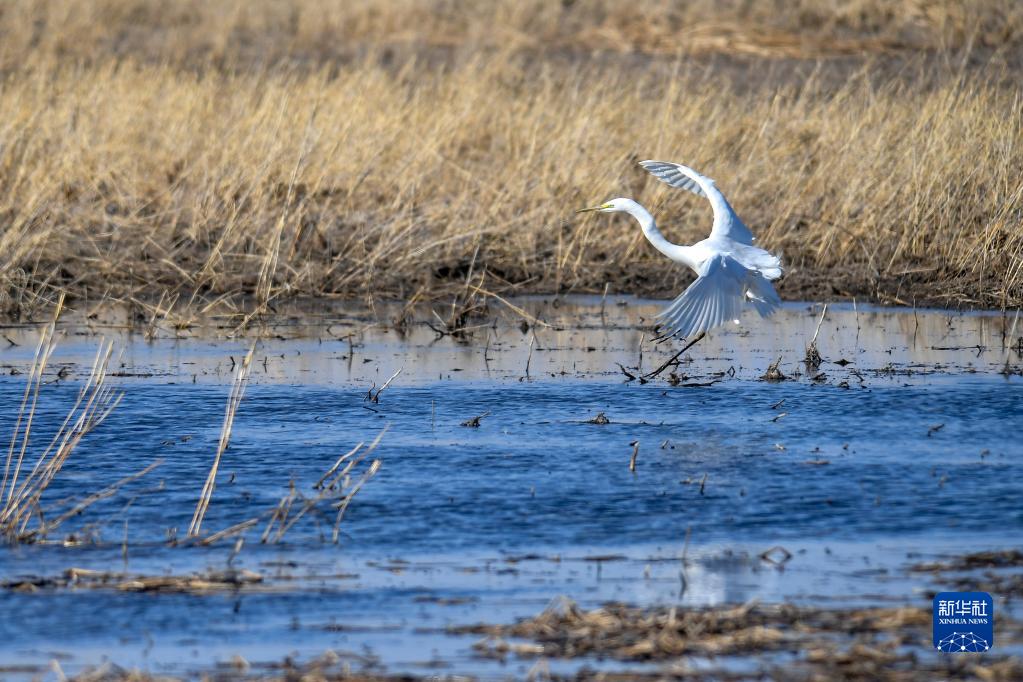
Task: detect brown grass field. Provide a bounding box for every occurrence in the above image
[1,0,1022,320]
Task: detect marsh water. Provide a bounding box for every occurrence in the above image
[0,298,1020,678]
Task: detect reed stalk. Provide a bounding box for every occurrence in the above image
[187,343,256,537]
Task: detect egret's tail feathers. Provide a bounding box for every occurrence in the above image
[732,243,783,281]
[745,274,781,319]
[656,255,779,340]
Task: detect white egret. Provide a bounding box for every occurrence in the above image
[578,161,782,341]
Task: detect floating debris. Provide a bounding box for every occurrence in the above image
[587,412,611,425]
[642,331,706,380]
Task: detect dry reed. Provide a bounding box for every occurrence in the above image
[0,294,138,541]
[457,598,1023,680]
[187,342,255,537]
[0,1,1021,317]
[259,428,385,545]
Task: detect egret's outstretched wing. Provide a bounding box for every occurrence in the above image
[640,160,708,198]
[640,160,707,197]
[640,160,757,245]
[656,254,780,340]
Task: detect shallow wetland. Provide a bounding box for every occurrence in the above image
[0,297,1020,679]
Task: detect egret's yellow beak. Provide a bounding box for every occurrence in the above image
[576,203,610,214]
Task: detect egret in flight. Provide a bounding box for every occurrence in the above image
[578,161,782,341]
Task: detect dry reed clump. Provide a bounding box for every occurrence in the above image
[0,295,155,542]
[911,549,1023,598]
[259,430,384,546]
[457,598,1023,680]
[0,2,1020,318]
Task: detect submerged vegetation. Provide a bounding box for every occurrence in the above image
[0,0,1021,319]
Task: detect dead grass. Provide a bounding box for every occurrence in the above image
[457,597,1023,680]
[3,566,264,594]
[0,1,1021,318]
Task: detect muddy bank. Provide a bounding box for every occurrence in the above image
[1,297,1019,385]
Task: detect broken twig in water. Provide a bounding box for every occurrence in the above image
[368,365,403,403]
[616,363,637,381]
[643,332,706,380]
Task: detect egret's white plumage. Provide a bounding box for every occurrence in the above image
[578,161,782,341]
